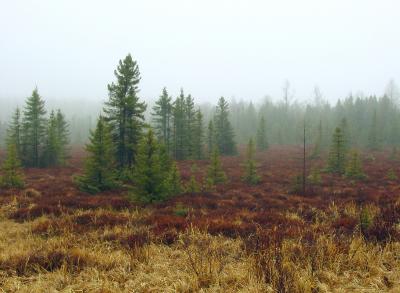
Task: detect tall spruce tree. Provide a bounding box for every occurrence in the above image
[0,142,24,189]
[327,127,347,174]
[172,90,187,160]
[185,94,196,158]
[243,138,260,185]
[55,109,70,165]
[256,115,268,151]
[152,87,172,153]
[42,110,60,167]
[192,109,204,159]
[214,97,236,155]
[74,116,118,194]
[207,120,216,157]
[22,88,47,167]
[6,108,22,158]
[104,54,147,171]
[132,129,167,203]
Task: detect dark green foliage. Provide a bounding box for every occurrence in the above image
[6,108,22,157]
[206,148,227,186]
[368,110,379,150]
[192,109,204,159]
[0,142,24,189]
[55,109,70,165]
[74,116,118,194]
[21,88,47,167]
[339,118,350,152]
[172,89,187,160]
[256,116,268,151]
[243,138,260,185]
[42,111,60,167]
[131,129,166,203]
[207,120,216,157]
[345,150,366,180]
[327,127,347,174]
[186,164,200,193]
[214,97,236,155]
[104,54,147,171]
[165,161,183,196]
[152,87,173,153]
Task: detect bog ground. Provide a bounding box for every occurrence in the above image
[1,146,400,292]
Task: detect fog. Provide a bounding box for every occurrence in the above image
[1,0,399,110]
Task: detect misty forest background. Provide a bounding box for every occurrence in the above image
[0,74,399,151]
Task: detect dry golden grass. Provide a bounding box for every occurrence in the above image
[0,201,399,293]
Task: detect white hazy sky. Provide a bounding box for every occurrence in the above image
[0,0,399,104]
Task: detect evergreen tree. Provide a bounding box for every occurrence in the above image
[165,161,183,196]
[42,111,60,167]
[186,164,200,193]
[327,127,347,174]
[21,88,47,167]
[185,94,196,158]
[172,90,187,160]
[6,108,22,157]
[368,110,379,150]
[104,54,147,171]
[74,116,118,194]
[256,115,268,151]
[214,97,236,155]
[207,120,216,157]
[132,129,166,203]
[152,87,172,153]
[339,118,350,151]
[192,109,204,159]
[0,142,24,189]
[345,150,366,179]
[55,109,70,165]
[159,143,172,174]
[206,148,227,186]
[243,138,260,185]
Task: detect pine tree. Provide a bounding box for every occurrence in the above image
[206,148,227,186]
[172,90,187,160]
[345,150,366,179]
[74,116,118,194]
[192,109,204,159]
[214,97,236,155]
[256,115,268,151]
[243,138,260,185]
[207,120,216,157]
[165,161,183,196]
[0,142,24,189]
[159,143,172,174]
[368,110,379,150]
[327,127,347,174]
[340,118,350,151]
[55,109,70,165]
[186,164,200,193]
[185,94,196,158]
[6,108,22,158]
[104,54,147,171]
[152,87,172,153]
[21,88,47,167]
[42,110,60,167]
[132,129,166,203]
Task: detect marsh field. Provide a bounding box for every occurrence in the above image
[1,146,399,292]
